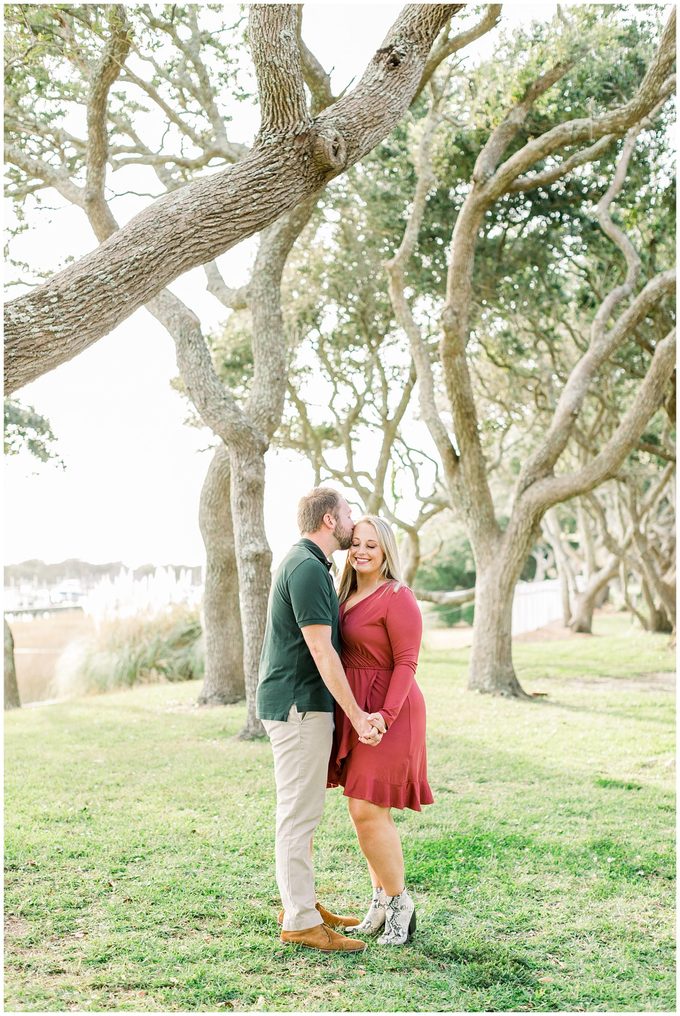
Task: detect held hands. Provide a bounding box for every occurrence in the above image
[356,711,387,746]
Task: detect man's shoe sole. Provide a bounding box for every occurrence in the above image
[281,939,366,953]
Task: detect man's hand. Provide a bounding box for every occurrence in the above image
[356,711,386,745]
[352,709,382,745]
[367,712,386,734]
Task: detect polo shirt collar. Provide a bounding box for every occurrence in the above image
[297,538,333,571]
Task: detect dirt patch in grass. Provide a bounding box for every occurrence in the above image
[563,672,675,693]
[514,620,602,643]
[4,915,30,939]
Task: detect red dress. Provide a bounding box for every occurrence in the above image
[327,581,434,812]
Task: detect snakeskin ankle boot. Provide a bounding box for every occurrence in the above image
[354,887,388,934]
[377,889,416,946]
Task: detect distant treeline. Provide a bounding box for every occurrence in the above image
[5,560,203,587]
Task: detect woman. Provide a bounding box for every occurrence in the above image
[328,515,434,946]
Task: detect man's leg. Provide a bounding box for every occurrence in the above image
[263,706,333,932]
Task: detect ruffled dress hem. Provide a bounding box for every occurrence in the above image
[327,771,434,812]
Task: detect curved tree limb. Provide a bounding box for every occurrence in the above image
[414,3,502,101]
[486,9,675,200]
[526,329,677,512]
[85,5,132,241]
[5,2,458,394]
[414,585,476,606]
[294,6,336,114]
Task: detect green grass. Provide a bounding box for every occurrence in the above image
[4,613,675,1011]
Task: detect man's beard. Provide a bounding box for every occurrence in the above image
[333,519,353,551]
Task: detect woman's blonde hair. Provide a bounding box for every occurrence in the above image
[337,515,403,604]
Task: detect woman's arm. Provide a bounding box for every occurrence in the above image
[379,587,423,729]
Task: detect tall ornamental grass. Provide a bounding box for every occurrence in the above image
[53,605,203,697]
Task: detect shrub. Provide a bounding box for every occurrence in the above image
[53,605,204,697]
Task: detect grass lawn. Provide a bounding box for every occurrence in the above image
[4,614,675,1012]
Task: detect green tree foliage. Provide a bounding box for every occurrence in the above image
[4,398,63,466]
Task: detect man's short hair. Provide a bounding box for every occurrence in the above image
[297,487,341,534]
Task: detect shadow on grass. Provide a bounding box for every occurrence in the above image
[418,932,538,990]
[405,828,674,894]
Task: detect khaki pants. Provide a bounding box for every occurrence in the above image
[262,705,334,932]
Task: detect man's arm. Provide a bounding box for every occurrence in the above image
[301,625,386,742]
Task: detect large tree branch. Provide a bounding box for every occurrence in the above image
[486,9,676,199]
[385,94,459,487]
[249,5,309,135]
[526,329,677,512]
[145,290,259,451]
[246,194,319,438]
[414,585,476,606]
[294,6,336,114]
[518,268,675,491]
[85,5,132,241]
[5,2,457,394]
[506,74,675,194]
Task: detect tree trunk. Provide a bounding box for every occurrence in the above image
[640,576,673,633]
[569,554,619,632]
[542,510,574,626]
[468,558,530,698]
[619,561,651,630]
[197,444,245,705]
[632,531,676,631]
[569,596,595,634]
[4,618,20,710]
[402,529,421,586]
[229,440,272,739]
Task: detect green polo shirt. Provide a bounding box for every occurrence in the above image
[256,539,339,720]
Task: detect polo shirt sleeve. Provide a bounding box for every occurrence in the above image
[288,559,335,629]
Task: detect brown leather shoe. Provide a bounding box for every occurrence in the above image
[281,922,366,952]
[277,902,360,929]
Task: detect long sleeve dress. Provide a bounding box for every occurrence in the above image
[327,581,434,812]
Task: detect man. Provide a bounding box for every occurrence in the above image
[257,487,386,953]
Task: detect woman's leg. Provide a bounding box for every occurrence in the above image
[348,809,382,888]
[347,797,404,896]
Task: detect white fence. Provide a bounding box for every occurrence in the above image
[511,577,584,635]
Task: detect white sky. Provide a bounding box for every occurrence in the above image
[4,2,559,571]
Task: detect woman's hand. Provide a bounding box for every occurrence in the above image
[358,712,386,745]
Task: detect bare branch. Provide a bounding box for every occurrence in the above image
[508,134,617,193]
[85,5,132,241]
[414,585,476,606]
[635,441,676,463]
[4,144,84,207]
[246,193,320,437]
[528,329,677,511]
[488,10,676,199]
[507,74,675,193]
[473,58,576,185]
[204,262,250,310]
[385,96,459,484]
[414,4,502,100]
[294,6,335,114]
[518,268,675,491]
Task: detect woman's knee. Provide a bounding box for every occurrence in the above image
[347,797,388,827]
